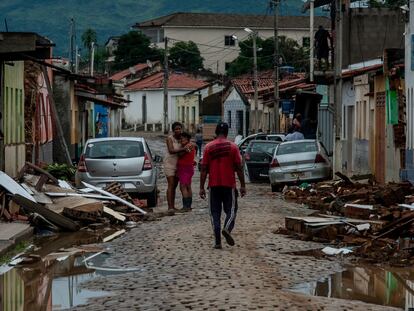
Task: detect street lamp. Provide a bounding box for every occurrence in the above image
[244,27,259,132]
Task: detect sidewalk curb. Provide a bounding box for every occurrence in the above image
[0,226,33,258]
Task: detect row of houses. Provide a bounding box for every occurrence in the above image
[0,32,128,177]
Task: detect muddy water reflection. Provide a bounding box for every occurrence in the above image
[291,265,414,309]
[0,229,125,311]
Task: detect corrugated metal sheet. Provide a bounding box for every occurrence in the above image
[318,105,334,153]
[1,268,24,311]
[3,61,25,177]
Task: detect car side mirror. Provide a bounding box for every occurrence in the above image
[153,155,162,163]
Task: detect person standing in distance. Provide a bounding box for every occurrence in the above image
[200,122,246,249]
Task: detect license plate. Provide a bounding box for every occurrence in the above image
[290,172,305,178]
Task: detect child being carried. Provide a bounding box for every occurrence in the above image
[177,132,196,211]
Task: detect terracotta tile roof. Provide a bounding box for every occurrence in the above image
[124,72,208,91]
[134,13,330,30]
[110,62,154,81]
[232,73,308,95]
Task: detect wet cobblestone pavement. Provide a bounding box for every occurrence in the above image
[68,135,399,311]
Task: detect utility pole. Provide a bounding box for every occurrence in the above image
[163,37,169,134]
[252,32,259,132]
[69,18,75,72]
[271,0,280,133]
[90,42,95,76]
[310,0,315,82]
[75,45,79,74]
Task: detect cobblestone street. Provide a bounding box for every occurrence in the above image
[70,136,398,311]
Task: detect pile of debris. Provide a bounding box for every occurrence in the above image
[0,162,162,234]
[280,173,414,266]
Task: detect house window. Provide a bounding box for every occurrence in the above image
[142,95,147,123]
[227,111,232,128]
[302,37,310,48]
[224,35,236,46]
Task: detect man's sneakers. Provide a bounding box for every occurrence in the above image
[222,229,235,246]
[214,244,222,249]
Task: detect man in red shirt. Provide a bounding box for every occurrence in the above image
[200,122,246,249]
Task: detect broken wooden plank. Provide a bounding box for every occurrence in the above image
[0,171,36,202]
[45,192,113,200]
[335,172,354,185]
[103,206,126,222]
[13,194,80,231]
[82,182,147,215]
[47,196,104,214]
[103,229,126,242]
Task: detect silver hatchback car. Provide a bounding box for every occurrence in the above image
[269,139,332,192]
[75,137,159,207]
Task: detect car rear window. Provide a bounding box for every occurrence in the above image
[249,142,279,154]
[276,141,317,155]
[267,136,283,142]
[85,140,144,159]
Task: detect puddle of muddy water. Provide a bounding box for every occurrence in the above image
[290,264,414,310]
[0,229,136,311]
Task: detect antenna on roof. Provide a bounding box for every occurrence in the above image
[4,18,8,32]
[129,66,136,74]
[146,59,153,68]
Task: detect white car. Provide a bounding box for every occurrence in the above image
[269,139,332,192]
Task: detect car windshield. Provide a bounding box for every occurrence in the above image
[267,136,283,142]
[85,140,144,159]
[249,142,278,154]
[276,141,317,155]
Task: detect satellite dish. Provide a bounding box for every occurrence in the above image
[128,66,136,74]
[146,60,153,68]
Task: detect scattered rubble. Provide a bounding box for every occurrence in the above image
[0,162,169,238]
[280,173,414,266]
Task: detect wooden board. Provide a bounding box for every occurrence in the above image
[47,196,103,214]
[13,194,79,231]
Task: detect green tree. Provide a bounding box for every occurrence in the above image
[113,31,162,71]
[169,41,204,72]
[227,36,307,77]
[94,46,109,74]
[81,28,97,61]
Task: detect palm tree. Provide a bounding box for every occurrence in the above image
[81,28,97,61]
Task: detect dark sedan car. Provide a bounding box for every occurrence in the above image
[243,140,280,182]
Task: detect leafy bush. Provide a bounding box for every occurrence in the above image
[45,163,76,181]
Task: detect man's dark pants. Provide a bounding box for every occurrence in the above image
[209,186,238,245]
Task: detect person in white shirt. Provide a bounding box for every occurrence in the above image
[234,130,243,145]
[285,125,304,141]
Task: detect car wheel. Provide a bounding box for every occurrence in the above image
[271,184,280,192]
[147,187,158,208]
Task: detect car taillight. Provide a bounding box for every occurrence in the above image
[270,158,280,168]
[315,154,327,164]
[143,153,152,170]
[244,153,251,161]
[77,154,88,172]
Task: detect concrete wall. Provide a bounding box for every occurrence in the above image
[163,27,312,74]
[176,94,199,133]
[123,89,190,130]
[343,8,405,68]
[403,8,414,182]
[53,75,76,162]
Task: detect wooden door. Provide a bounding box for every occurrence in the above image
[374,92,386,184]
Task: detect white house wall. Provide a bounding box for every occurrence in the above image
[123,89,193,128]
[163,27,312,74]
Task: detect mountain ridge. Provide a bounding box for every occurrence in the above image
[0,0,323,55]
